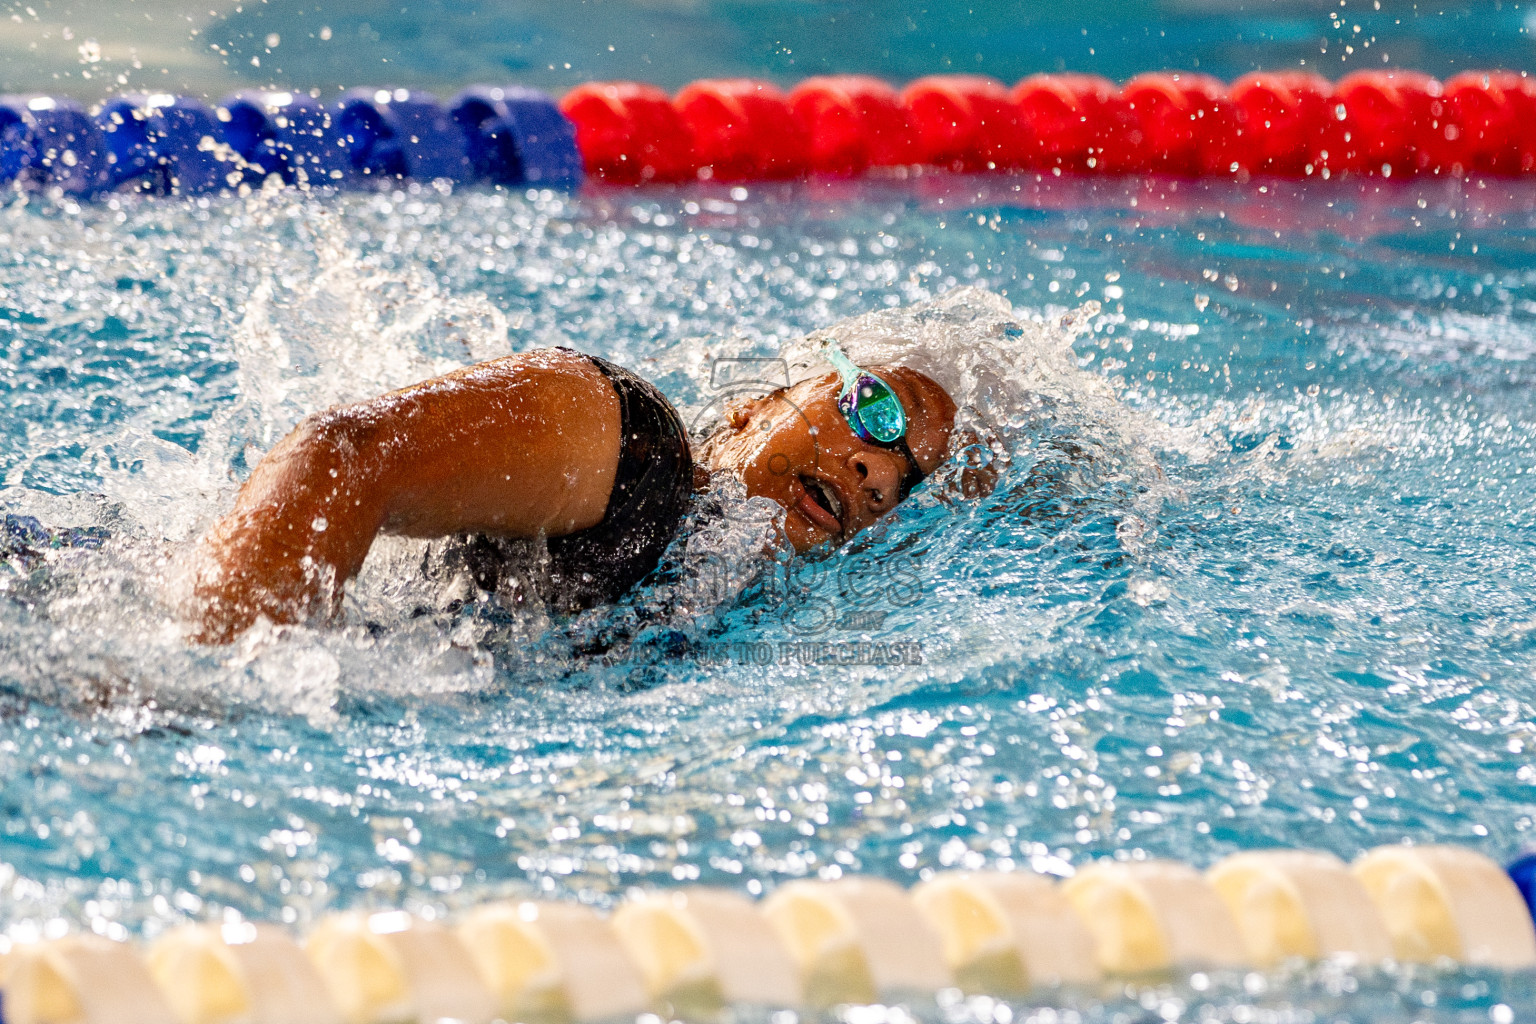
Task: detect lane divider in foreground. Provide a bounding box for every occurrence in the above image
[0,844,1533,1024]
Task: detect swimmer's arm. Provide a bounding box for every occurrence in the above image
[186,351,621,643]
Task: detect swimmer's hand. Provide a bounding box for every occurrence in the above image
[183,351,623,644]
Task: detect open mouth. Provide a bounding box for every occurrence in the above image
[798,475,847,537]
[798,475,844,534]
[805,476,843,521]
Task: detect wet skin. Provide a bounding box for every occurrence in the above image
[187,350,955,643]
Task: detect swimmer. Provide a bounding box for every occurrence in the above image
[187,342,957,643]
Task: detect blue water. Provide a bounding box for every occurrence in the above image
[6,1,1535,104]
[3,173,1536,1019]
[4,3,1536,1021]
[205,0,1536,95]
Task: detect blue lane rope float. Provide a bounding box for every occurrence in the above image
[1510,852,1536,924]
[450,85,584,188]
[0,96,111,197]
[94,94,157,189]
[335,87,475,183]
[0,85,579,198]
[96,94,230,195]
[0,102,22,184]
[220,90,351,187]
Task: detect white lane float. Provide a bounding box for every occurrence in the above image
[611,887,801,1011]
[147,922,343,1024]
[3,934,179,1024]
[1,844,1533,1020]
[456,901,649,1023]
[761,877,951,1006]
[911,871,1101,993]
[1208,850,1394,966]
[304,912,496,1024]
[1353,845,1536,968]
[1062,859,1249,974]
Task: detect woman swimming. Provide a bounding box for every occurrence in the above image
[186,341,957,643]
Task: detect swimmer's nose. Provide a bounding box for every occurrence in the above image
[846,451,903,513]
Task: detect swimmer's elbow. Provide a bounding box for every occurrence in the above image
[248,409,384,510]
[285,409,371,470]
[187,412,388,645]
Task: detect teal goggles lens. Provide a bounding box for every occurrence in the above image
[824,342,908,444]
[822,341,926,500]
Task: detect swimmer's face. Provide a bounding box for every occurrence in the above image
[706,366,957,551]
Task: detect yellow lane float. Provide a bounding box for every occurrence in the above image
[763,877,951,1006]
[304,912,495,1024]
[2,844,1534,1021]
[1208,850,1394,966]
[1062,860,1249,974]
[1353,845,1536,968]
[147,923,343,1024]
[912,871,1101,993]
[611,887,801,1012]
[4,934,179,1024]
[456,901,649,1023]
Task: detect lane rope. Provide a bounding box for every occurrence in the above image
[1,70,1533,198]
[0,844,1533,1023]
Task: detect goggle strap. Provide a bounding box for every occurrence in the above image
[822,340,864,392]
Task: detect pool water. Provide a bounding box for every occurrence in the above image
[7,0,1536,106]
[3,171,1536,1018]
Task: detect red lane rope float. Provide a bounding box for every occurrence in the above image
[1225,71,1340,177]
[1440,71,1536,175]
[901,74,1025,172]
[1009,73,1122,173]
[1330,70,1441,176]
[674,78,808,180]
[1120,72,1235,176]
[558,81,695,183]
[789,75,914,175]
[560,70,1536,185]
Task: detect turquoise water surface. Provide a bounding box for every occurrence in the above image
[3,2,1536,1021]
[3,171,1535,1020]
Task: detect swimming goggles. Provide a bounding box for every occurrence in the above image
[822,340,926,499]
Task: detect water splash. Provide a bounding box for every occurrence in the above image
[0,180,1534,1024]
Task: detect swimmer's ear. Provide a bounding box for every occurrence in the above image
[951,427,1001,500]
[724,394,772,432]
